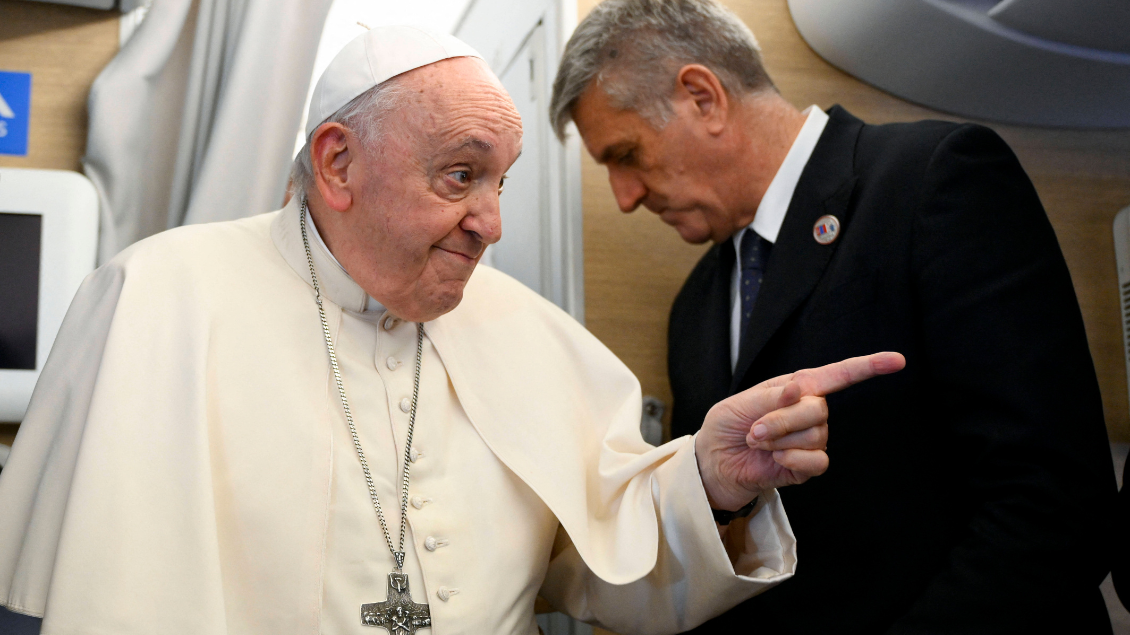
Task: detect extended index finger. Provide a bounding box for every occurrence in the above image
[791,352,906,397]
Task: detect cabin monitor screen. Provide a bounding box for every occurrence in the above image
[0,212,41,370]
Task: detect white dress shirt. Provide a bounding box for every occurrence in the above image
[730,106,830,369]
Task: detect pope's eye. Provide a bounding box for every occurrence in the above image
[450,170,470,184]
[618,150,636,166]
[498,175,508,194]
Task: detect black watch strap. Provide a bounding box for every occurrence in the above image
[712,497,758,526]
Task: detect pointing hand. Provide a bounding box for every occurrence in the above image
[696,352,906,512]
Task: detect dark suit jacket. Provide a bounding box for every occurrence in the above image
[669,107,1118,634]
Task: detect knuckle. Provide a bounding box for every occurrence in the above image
[815,397,829,419]
[763,414,785,438]
[793,369,816,390]
[778,381,801,405]
[799,395,828,421]
[805,426,826,445]
[815,424,829,443]
[818,452,830,471]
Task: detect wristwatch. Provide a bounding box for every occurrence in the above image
[711,497,758,525]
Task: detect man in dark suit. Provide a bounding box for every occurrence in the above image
[551,0,1118,632]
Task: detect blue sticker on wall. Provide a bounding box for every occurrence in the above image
[0,71,32,156]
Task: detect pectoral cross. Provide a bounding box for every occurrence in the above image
[361,572,432,634]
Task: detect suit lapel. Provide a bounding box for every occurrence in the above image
[730,107,863,392]
[667,241,735,437]
[695,242,737,386]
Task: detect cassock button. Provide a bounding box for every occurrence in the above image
[813,215,841,245]
[411,495,431,509]
[386,356,400,371]
[383,315,400,331]
[424,536,449,551]
[410,448,422,462]
[437,587,459,601]
[399,398,411,413]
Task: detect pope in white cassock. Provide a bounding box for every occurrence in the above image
[0,26,903,635]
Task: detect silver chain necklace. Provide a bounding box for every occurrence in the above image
[299,200,432,634]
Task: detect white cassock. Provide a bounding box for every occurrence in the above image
[0,198,797,635]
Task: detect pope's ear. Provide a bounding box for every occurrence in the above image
[311,122,354,212]
[675,64,729,135]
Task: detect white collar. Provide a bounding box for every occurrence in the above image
[728,106,829,370]
[735,105,830,249]
[304,206,386,313]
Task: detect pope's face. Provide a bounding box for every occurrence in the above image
[571,83,739,245]
[345,57,522,321]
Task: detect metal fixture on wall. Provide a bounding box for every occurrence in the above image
[788,0,1130,128]
[641,396,666,446]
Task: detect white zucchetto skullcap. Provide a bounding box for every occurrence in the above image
[305,25,484,137]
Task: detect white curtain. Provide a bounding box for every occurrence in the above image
[83,0,333,264]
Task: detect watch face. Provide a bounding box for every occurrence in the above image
[0,212,41,370]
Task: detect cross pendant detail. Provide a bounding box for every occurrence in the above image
[361,572,432,634]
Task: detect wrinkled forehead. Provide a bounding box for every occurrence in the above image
[402,57,512,109]
[398,58,524,151]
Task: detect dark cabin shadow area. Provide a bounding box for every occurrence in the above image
[0,605,40,634]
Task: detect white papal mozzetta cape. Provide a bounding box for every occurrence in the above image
[0,199,796,635]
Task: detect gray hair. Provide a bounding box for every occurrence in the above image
[549,0,775,140]
[289,77,408,198]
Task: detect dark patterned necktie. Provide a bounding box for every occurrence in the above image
[738,230,772,351]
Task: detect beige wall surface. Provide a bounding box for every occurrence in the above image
[0,0,119,172]
[578,0,1130,446]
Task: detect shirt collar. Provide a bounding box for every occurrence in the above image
[304,206,385,313]
[270,196,386,314]
[736,105,830,249]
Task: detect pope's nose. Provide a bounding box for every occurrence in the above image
[460,191,502,247]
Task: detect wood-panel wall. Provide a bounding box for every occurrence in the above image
[579,0,1130,448]
[0,1,118,435]
[0,0,119,172]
